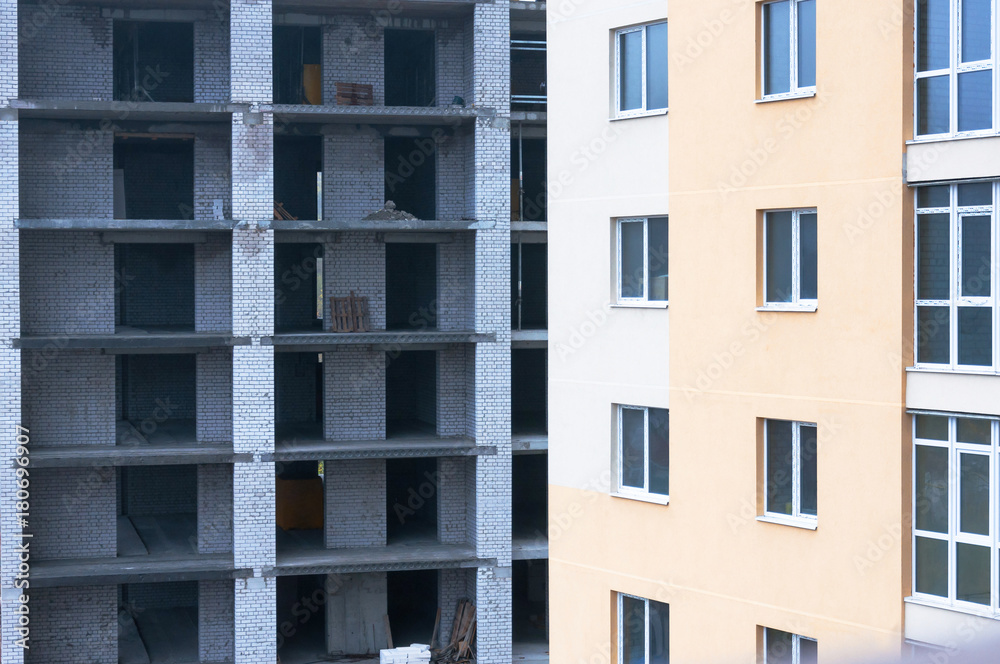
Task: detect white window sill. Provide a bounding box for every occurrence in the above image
[905,595,1000,621]
[612,301,669,309]
[610,108,668,121]
[756,514,817,530]
[756,89,816,104]
[907,366,1000,376]
[756,304,817,313]
[611,491,670,506]
[908,130,1000,145]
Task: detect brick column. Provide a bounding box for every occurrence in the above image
[0,1,24,656]
[230,0,276,661]
[470,3,513,663]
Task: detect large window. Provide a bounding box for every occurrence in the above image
[761,627,818,664]
[763,419,818,526]
[763,209,817,309]
[913,414,1000,612]
[915,182,998,371]
[617,217,668,304]
[617,405,669,500]
[618,593,669,664]
[761,0,816,99]
[915,0,996,137]
[615,22,668,117]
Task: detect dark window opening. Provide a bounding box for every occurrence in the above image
[384,137,437,220]
[512,348,547,435]
[116,354,196,446]
[115,243,195,331]
[275,135,323,221]
[119,582,199,664]
[386,243,437,330]
[114,137,194,220]
[386,457,438,544]
[511,135,546,222]
[386,350,436,437]
[512,241,547,330]
[113,21,194,103]
[116,465,197,558]
[275,243,323,333]
[385,29,436,107]
[387,570,438,646]
[276,575,328,664]
[274,26,323,105]
[275,460,324,557]
[511,33,546,111]
[513,454,547,541]
[275,352,324,443]
[513,560,548,654]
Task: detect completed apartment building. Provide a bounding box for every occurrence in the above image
[550,0,1000,662]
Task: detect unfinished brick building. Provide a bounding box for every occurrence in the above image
[0,0,547,661]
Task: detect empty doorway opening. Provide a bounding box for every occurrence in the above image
[387,570,438,646]
[386,243,437,330]
[113,21,194,102]
[385,29,436,106]
[275,243,323,332]
[511,240,547,330]
[274,26,322,105]
[386,350,437,437]
[386,457,438,544]
[275,135,323,221]
[384,137,437,220]
[512,349,547,435]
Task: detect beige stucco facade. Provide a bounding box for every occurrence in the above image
[548,0,920,661]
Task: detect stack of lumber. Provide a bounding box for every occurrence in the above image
[433,601,476,663]
[335,82,374,106]
[274,202,297,221]
[381,644,431,663]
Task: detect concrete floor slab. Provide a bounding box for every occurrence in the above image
[27,441,245,467]
[131,514,198,556]
[273,541,488,576]
[270,428,491,462]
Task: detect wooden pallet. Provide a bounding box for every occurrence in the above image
[335,82,374,106]
[330,292,371,332]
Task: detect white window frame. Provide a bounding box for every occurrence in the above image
[615,405,669,503]
[762,627,818,664]
[914,0,999,139]
[760,419,818,528]
[617,593,669,663]
[759,0,817,102]
[614,22,668,119]
[911,414,1000,616]
[616,217,668,306]
[914,182,999,373]
[761,208,818,311]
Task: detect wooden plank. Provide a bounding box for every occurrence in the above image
[384,614,394,650]
[430,607,441,649]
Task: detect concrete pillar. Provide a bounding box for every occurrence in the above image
[324,459,386,548]
[469,3,513,662]
[325,346,386,440]
[230,0,276,661]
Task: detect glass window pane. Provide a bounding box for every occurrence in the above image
[918,75,951,135]
[961,0,992,62]
[648,600,669,664]
[621,596,646,664]
[917,213,951,300]
[647,218,669,302]
[764,628,794,664]
[918,185,951,208]
[619,31,643,112]
[957,417,991,445]
[799,638,818,664]
[766,420,794,516]
[961,216,991,297]
[621,408,646,489]
[958,70,993,132]
[915,536,949,597]
[620,221,644,299]
[646,23,668,110]
[958,182,993,206]
[796,0,816,88]
[763,1,791,95]
[917,306,951,364]
[916,414,949,441]
[799,212,817,300]
[799,425,817,517]
[766,211,794,303]
[648,408,670,496]
[918,0,951,71]
[957,543,991,605]
[915,445,949,533]
[957,307,992,366]
[959,453,990,536]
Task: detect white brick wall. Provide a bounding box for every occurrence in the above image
[26,586,116,664]
[323,17,384,105]
[195,234,233,332]
[198,464,234,553]
[18,5,112,101]
[324,458,386,548]
[32,467,116,559]
[437,456,469,544]
[324,132,384,220]
[324,347,386,440]
[437,235,475,330]
[233,462,275,567]
[197,348,233,442]
[200,579,236,661]
[323,233,385,328]
[195,134,233,221]
[195,15,231,103]
[22,350,115,446]
[438,345,472,437]
[235,576,277,662]
[19,129,114,218]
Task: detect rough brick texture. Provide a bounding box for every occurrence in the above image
[200,579,236,661]
[18,5,112,101]
[437,456,470,544]
[323,17,384,105]
[32,467,116,558]
[26,586,116,664]
[195,134,233,221]
[324,131,385,220]
[438,234,475,330]
[19,128,114,218]
[199,464,234,553]
[325,458,387,548]
[22,350,115,446]
[195,234,234,332]
[324,233,386,328]
[195,15,231,103]
[325,346,386,440]
[198,348,233,442]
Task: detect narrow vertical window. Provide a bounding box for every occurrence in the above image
[763,419,818,524]
[615,22,668,117]
[618,593,670,663]
[763,209,817,308]
[761,0,816,99]
[617,217,668,304]
[617,405,669,500]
